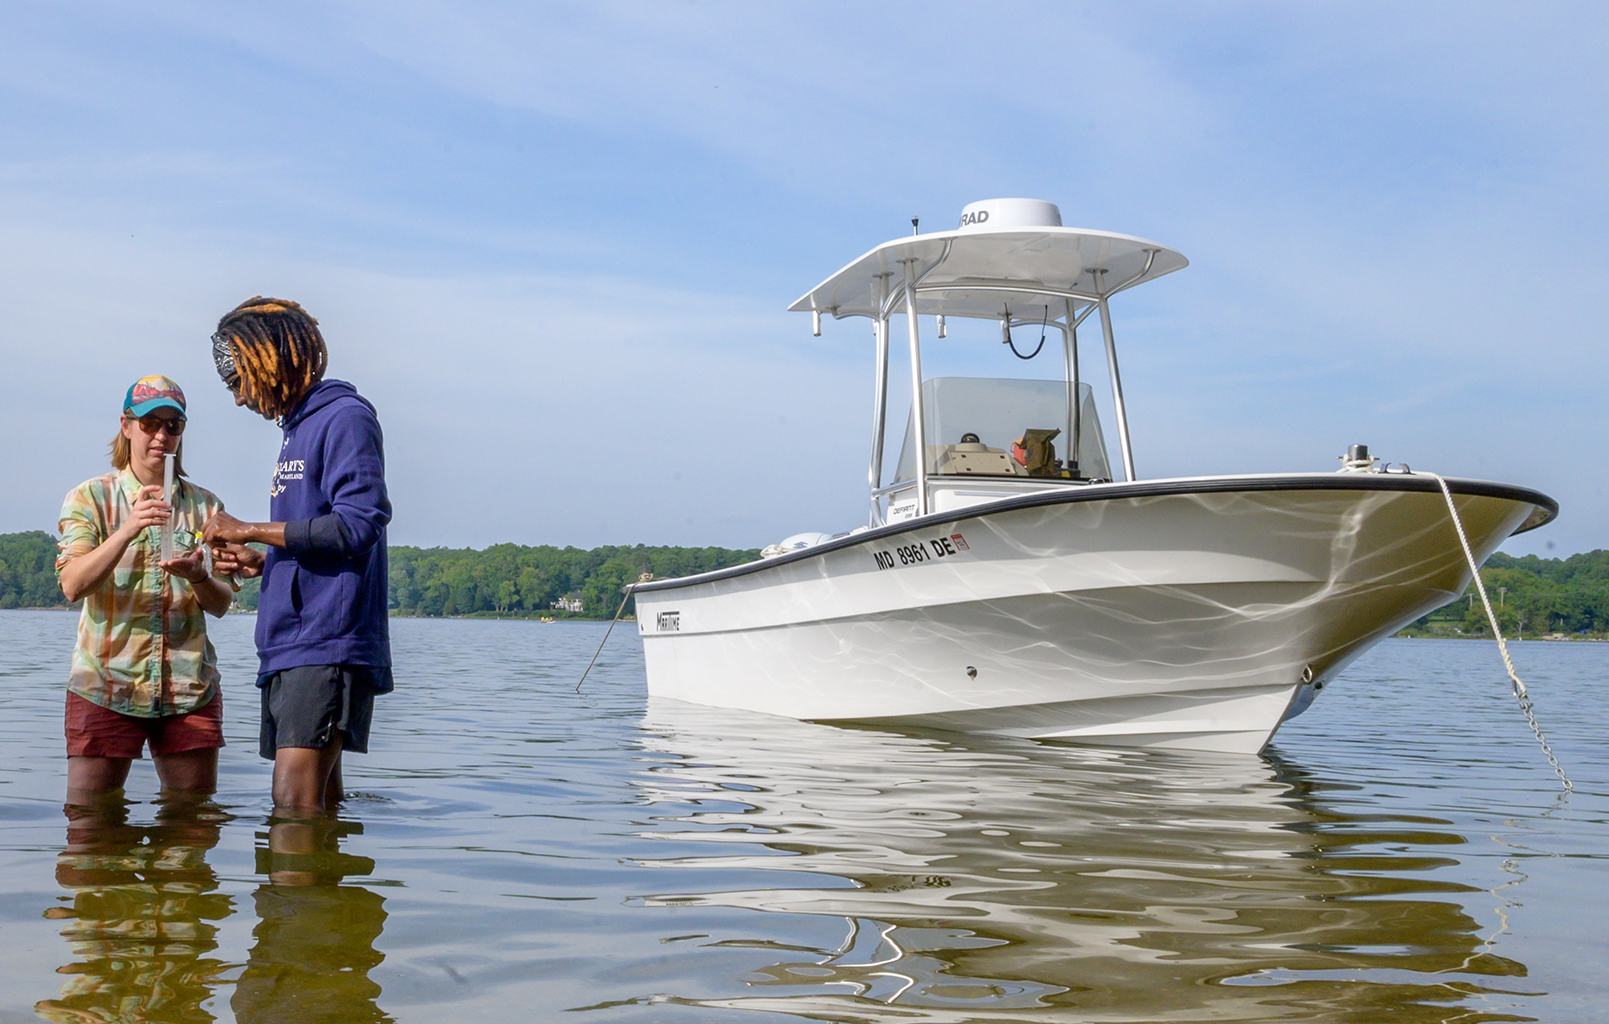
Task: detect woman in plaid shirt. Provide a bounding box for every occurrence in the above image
[56,376,236,804]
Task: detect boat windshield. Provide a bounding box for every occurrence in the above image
[893,377,1111,483]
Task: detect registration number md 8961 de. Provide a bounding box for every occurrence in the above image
[872,532,969,570]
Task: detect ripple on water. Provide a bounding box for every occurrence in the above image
[0,613,1604,1022]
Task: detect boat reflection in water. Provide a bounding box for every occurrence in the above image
[635,698,1536,1022]
[37,797,232,1023]
[38,803,391,1024]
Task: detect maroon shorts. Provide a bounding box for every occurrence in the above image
[65,691,225,759]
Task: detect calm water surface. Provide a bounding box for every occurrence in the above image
[0,609,1605,1023]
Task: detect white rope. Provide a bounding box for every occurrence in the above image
[1429,473,1571,793]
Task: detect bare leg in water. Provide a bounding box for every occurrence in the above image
[270,737,343,816]
[267,737,344,886]
[67,748,216,806]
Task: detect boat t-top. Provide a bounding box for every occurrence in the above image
[633,199,1556,753]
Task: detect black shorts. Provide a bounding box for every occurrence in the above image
[257,664,389,760]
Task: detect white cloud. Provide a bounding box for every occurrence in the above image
[0,209,868,549]
[0,1,1604,555]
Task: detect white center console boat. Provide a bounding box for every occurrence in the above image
[633,199,1556,753]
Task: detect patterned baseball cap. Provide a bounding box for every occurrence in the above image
[124,375,187,418]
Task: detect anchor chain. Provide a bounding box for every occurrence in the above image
[1430,473,1571,792]
[576,573,655,693]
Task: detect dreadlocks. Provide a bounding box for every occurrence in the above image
[212,297,328,420]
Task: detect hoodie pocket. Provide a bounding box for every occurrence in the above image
[285,559,351,644]
[259,561,304,650]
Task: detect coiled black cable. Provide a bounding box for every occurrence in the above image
[1004,305,1049,360]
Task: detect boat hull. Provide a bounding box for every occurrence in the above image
[635,475,1552,754]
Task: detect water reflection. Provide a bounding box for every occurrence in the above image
[37,802,392,1024]
[233,817,392,1024]
[37,797,232,1023]
[635,698,1536,1023]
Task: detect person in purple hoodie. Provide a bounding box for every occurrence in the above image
[202,297,392,816]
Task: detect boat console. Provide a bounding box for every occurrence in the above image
[876,376,1114,520]
[788,197,1185,527]
[894,377,1112,482]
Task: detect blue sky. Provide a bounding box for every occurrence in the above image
[2,2,1603,554]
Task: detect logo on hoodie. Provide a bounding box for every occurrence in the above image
[271,436,306,497]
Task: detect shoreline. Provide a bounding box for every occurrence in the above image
[6,606,1598,638]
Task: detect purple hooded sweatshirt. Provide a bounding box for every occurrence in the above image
[255,379,392,680]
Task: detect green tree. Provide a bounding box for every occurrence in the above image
[1462,598,1520,636]
[0,531,68,608]
[0,531,764,619]
[495,579,518,614]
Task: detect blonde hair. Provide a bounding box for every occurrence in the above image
[110,417,186,477]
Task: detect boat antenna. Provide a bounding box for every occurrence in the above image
[1003,303,1049,360]
[911,216,919,235]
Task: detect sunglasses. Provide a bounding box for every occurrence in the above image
[129,414,187,436]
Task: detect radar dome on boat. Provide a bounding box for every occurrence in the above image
[958,198,1062,232]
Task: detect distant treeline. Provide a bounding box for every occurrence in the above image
[1406,549,1609,637]
[5,529,1604,632]
[230,542,759,618]
[1,530,758,618]
[0,532,67,609]
[379,543,759,619]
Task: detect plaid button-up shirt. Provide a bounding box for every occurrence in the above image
[56,469,225,718]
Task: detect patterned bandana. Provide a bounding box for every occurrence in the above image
[210,331,239,390]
